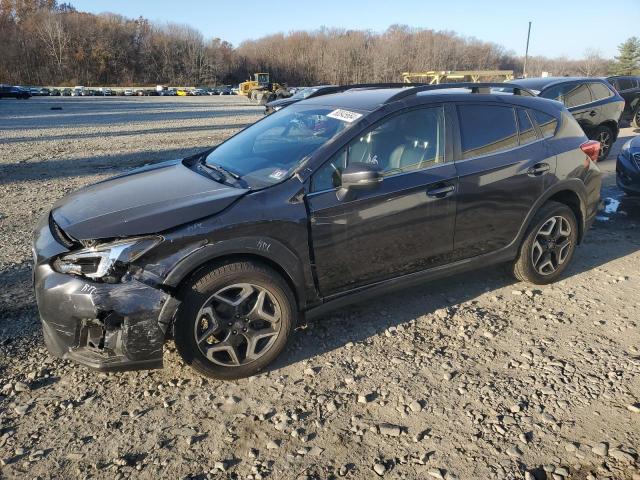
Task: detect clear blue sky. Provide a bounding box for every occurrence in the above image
[70,0,639,58]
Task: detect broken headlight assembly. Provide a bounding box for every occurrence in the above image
[52,236,161,282]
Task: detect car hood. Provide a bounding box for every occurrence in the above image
[51,159,248,240]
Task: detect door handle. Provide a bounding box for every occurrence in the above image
[589,110,597,117]
[527,163,550,176]
[426,184,455,198]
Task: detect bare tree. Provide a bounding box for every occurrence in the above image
[576,48,610,77]
[35,10,68,80]
[0,5,619,88]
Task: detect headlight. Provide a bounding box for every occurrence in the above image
[620,139,632,159]
[52,236,161,281]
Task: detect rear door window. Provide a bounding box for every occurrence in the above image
[458,105,518,159]
[563,83,593,107]
[531,110,558,138]
[617,78,634,91]
[541,82,592,108]
[589,82,613,100]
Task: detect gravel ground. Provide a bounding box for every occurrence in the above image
[0,96,639,480]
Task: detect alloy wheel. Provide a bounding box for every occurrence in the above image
[634,109,640,128]
[531,216,573,275]
[596,130,611,160]
[194,283,282,366]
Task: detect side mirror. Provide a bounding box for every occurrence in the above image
[336,162,383,201]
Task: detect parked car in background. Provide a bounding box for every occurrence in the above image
[511,77,624,161]
[33,83,602,379]
[0,85,31,99]
[218,86,234,95]
[72,86,85,96]
[617,136,640,196]
[29,87,44,96]
[49,88,61,96]
[265,85,336,114]
[605,75,640,128]
[176,89,189,96]
[159,89,176,96]
[61,88,72,96]
[123,89,134,96]
[207,88,220,95]
[192,88,206,96]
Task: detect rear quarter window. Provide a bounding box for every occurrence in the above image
[516,109,538,145]
[531,110,558,138]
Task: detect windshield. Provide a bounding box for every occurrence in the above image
[205,104,361,188]
[291,87,320,99]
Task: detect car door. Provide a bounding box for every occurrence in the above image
[588,81,619,126]
[306,105,457,296]
[541,82,595,134]
[452,103,554,259]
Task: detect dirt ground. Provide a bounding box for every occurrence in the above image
[0,96,639,480]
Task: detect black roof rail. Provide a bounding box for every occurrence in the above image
[308,82,428,98]
[383,82,536,104]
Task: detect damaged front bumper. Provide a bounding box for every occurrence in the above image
[33,217,173,372]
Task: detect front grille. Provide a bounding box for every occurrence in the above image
[49,213,77,248]
[633,152,640,169]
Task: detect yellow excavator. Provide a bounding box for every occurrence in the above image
[238,73,290,104]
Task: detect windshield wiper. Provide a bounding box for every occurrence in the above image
[199,160,246,188]
[204,162,241,180]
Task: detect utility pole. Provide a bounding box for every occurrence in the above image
[523,21,532,78]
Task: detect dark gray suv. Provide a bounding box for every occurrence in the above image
[33,83,602,379]
[511,77,625,161]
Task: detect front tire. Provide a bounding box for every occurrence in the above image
[512,201,578,285]
[174,260,296,380]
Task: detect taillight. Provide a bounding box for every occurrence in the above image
[580,140,600,162]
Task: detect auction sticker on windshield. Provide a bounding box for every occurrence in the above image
[269,168,288,180]
[327,109,363,123]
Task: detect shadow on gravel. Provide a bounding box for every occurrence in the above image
[0,146,212,183]
[0,265,39,340]
[269,210,640,372]
[0,122,250,145]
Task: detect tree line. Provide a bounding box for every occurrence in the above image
[0,0,637,87]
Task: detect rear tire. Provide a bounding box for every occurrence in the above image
[591,125,613,161]
[174,260,296,380]
[512,201,578,285]
[631,106,640,128]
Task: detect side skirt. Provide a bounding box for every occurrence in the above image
[304,246,516,321]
